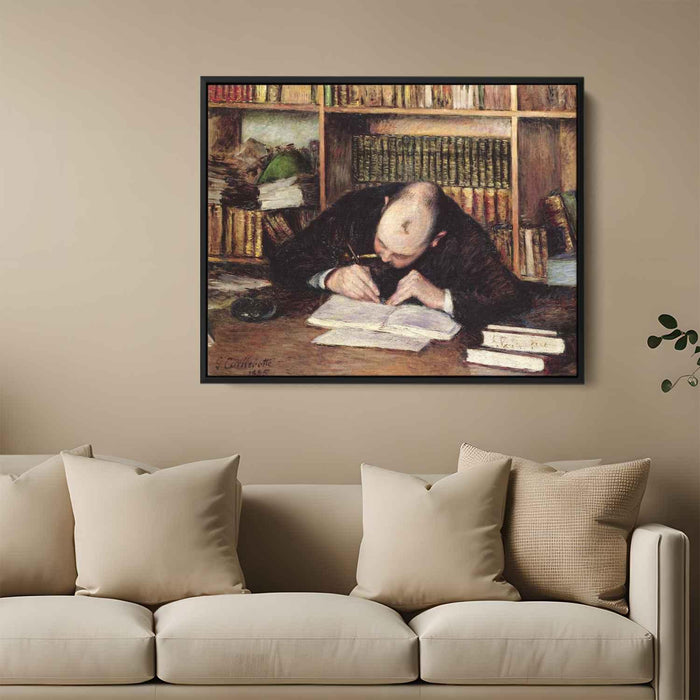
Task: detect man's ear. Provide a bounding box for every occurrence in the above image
[430,230,447,248]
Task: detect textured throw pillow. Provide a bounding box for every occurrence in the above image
[351,460,520,611]
[63,453,247,605]
[458,443,650,614]
[0,445,93,595]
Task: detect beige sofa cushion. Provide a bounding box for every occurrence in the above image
[458,443,650,613]
[410,600,653,684]
[63,453,246,605]
[0,596,154,684]
[0,444,92,595]
[351,461,519,612]
[155,592,417,684]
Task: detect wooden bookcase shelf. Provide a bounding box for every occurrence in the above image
[207,82,578,280]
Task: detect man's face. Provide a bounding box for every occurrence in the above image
[373,198,432,269]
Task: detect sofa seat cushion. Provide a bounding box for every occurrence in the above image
[155,592,418,684]
[409,601,653,685]
[0,596,154,684]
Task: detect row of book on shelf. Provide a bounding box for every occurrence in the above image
[207,205,317,259]
[353,184,511,229]
[352,135,511,188]
[207,84,576,112]
[208,84,319,105]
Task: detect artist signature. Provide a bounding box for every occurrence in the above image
[216,356,273,376]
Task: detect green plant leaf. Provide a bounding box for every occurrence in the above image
[659,314,678,329]
[687,330,698,344]
[675,335,688,351]
[647,335,662,348]
[661,379,673,392]
[662,330,682,340]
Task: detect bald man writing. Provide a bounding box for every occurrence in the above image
[271,182,529,329]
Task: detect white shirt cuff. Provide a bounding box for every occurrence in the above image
[443,289,454,316]
[308,268,335,290]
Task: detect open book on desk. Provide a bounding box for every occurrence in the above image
[307,294,461,341]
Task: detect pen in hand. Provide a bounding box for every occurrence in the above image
[325,244,381,303]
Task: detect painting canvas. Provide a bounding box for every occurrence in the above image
[202,78,583,382]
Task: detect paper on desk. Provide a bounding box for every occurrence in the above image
[312,328,430,352]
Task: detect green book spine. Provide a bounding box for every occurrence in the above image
[380,136,388,181]
[324,84,331,106]
[387,137,397,181]
[478,139,487,187]
[448,136,457,185]
[404,136,414,180]
[469,138,478,187]
[478,84,485,109]
[396,136,405,181]
[455,137,463,185]
[440,137,449,185]
[428,137,437,182]
[493,139,502,189]
[369,137,381,181]
[485,139,494,187]
[501,139,511,188]
[361,135,372,181]
[352,136,360,182]
[419,137,429,180]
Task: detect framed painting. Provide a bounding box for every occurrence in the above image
[201,77,583,382]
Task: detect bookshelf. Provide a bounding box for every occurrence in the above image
[207,82,578,283]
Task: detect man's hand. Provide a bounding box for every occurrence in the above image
[387,270,446,310]
[325,265,380,303]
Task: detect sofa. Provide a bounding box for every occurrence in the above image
[0,455,689,700]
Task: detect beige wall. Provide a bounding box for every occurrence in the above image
[1,0,699,691]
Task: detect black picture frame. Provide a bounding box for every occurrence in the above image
[201,76,584,383]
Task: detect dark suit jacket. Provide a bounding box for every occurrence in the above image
[271,183,530,329]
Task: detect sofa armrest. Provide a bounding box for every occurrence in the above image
[629,524,689,700]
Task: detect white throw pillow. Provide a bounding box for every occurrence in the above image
[63,453,247,605]
[351,460,519,611]
[0,445,93,595]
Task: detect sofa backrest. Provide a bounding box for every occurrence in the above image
[0,455,439,594]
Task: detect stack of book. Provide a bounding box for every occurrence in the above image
[351,135,510,188]
[325,84,511,110]
[465,324,566,373]
[208,84,319,105]
[258,174,319,211]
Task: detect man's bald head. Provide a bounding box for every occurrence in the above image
[374,182,446,268]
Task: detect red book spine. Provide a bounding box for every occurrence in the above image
[215,85,224,102]
[208,85,216,103]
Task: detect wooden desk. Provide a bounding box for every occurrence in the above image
[207,290,577,379]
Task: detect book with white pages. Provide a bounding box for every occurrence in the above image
[482,324,565,355]
[307,294,461,341]
[465,347,546,372]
